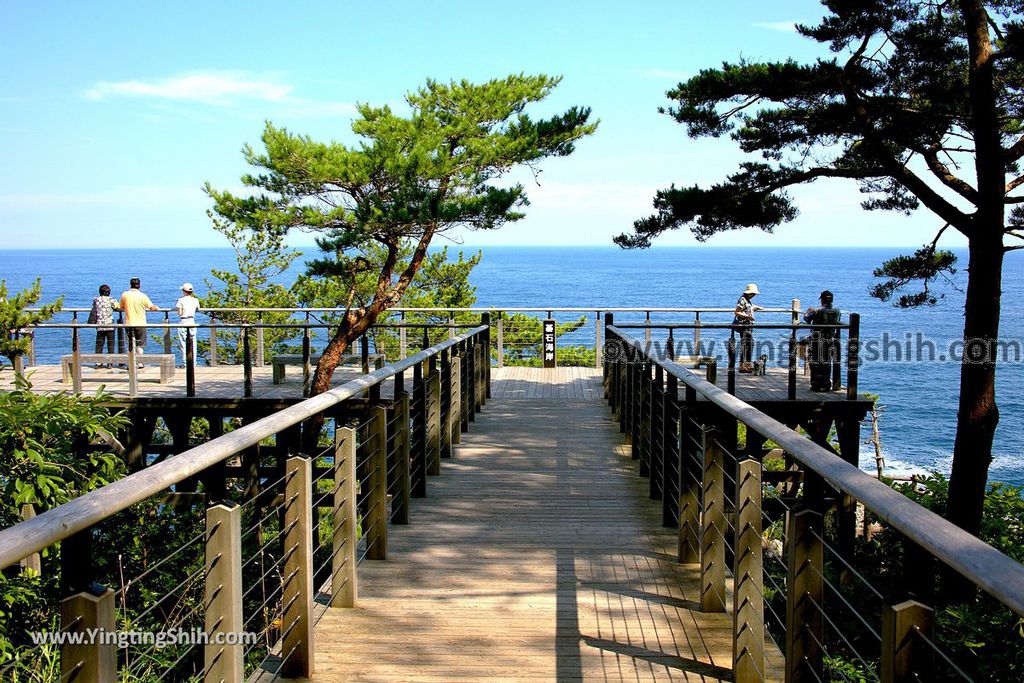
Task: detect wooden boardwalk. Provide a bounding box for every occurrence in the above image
[307,371,783,681]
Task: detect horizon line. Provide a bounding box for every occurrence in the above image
[0,244,953,251]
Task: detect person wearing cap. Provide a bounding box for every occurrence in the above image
[175,283,201,367]
[803,290,842,391]
[120,277,159,356]
[732,283,763,373]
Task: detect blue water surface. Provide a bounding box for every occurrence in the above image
[1,245,1021,484]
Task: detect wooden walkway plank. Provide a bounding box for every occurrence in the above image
[308,370,783,682]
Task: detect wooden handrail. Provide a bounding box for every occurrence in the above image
[0,325,489,571]
[607,325,1024,617]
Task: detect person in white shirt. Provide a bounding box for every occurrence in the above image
[175,283,201,367]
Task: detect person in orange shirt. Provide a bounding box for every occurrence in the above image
[119,277,159,354]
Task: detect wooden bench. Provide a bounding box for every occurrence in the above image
[272,353,386,384]
[61,353,176,384]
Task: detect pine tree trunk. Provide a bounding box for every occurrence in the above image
[947,234,1003,535]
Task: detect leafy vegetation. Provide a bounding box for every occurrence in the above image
[206,74,597,412]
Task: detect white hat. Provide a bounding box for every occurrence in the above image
[180,282,194,292]
[743,283,760,295]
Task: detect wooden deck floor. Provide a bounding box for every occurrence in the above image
[306,388,783,681]
[0,362,854,406]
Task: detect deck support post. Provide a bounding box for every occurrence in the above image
[366,406,389,559]
[881,600,933,683]
[332,427,358,606]
[785,507,824,683]
[60,588,116,683]
[204,503,243,683]
[732,458,765,683]
[648,365,663,499]
[700,426,726,613]
[281,455,314,679]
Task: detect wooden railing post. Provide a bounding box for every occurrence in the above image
[649,365,664,501]
[449,351,462,446]
[662,374,679,528]
[242,326,253,398]
[440,349,453,459]
[412,361,427,497]
[256,313,265,367]
[71,325,83,394]
[635,361,649,471]
[209,312,218,366]
[281,456,314,679]
[163,310,172,354]
[496,314,504,368]
[460,341,470,432]
[426,360,441,476]
[393,393,412,524]
[186,327,196,398]
[127,331,138,397]
[481,313,492,399]
[881,600,934,683]
[399,312,408,359]
[733,457,765,683]
[785,507,824,683]
[60,588,116,682]
[301,325,312,398]
[846,312,860,399]
[595,311,602,369]
[366,406,389,559]
[466,339,477,422]
[788,325,798,401]
[204,503,243,683]
[332,427,357,607]
[476,332,487,407]
[700,426,726,612]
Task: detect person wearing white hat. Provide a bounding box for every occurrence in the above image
[175,283,201,368]
[732,283,763,373]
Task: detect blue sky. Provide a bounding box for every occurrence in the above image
[0,0,959,249]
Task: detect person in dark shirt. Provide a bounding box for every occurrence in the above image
[88,284,119,357]
[803,290,841,392]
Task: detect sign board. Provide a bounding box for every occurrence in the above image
[543,319,556,368]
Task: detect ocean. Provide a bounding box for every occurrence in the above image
[1,245,1022,485]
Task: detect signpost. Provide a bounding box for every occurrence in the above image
[543,319,556,368]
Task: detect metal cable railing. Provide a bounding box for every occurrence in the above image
[0,324,490,680]
[605,323,1024,683]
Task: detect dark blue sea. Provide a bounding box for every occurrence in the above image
[1,246,1022,485]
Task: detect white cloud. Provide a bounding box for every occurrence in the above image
[83,69,356,118]
[753,20,800,32]
[85,70,293,105]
